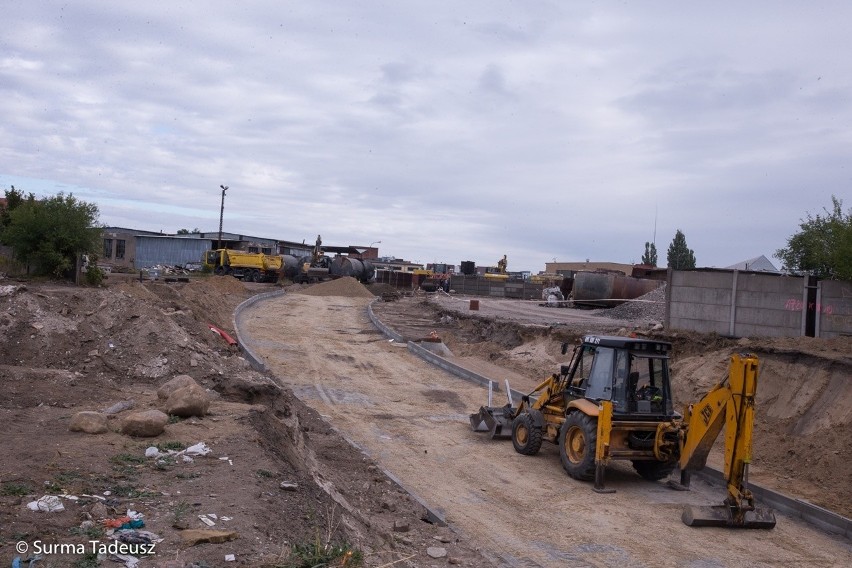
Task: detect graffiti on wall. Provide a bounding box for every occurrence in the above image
[784,298,834,314]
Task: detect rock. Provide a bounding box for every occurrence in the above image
[157,374,199,400]
[121,409,169,437]
[69,411,109,434]
[279,481,298,491]
[90,502,109,520]
[427,546,447,559]
[448,556,462,565]
[165,383,210,417]
[179,529,239,546]
[392,520,410,533]
[102,399,136,415]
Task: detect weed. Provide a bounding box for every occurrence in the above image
[70,524,105,540]
[284,540,363,567]
[175,472,201,480]
[110,453,145,465]
[256,469,276,478]
[55,470,83,485]
[72,552,100,568]
[109,485,157,499]
[157,441,186,451]
[154,456,176,471]
[1,482,32,496]
[274,503,362,567]
[168,415,183,424]
[172,500,192,524]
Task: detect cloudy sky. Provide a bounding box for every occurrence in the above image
[1,2,849,273]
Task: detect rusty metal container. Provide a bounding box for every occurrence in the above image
[572,271,660,307]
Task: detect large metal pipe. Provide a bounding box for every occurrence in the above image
[572,271,661,307]
[329,255,376,283]
[280,254,300,278]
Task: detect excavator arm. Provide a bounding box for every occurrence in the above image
[678,353,776,528]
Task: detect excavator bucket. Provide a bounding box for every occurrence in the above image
[682,505,776,529]
[469,406,514,440]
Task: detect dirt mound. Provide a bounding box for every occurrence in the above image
[0,279,485,567]
[292,276,374,298]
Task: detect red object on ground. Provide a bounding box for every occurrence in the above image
[209,324,238,346]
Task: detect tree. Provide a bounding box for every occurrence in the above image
[641,241,658,267]
[667,229,696,269]
[0,185,35,230]
[2,191,102,277]
[176,227,200,235]
[775,196,852,280]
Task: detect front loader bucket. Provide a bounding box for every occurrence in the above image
[682,505,776,529]
[469,406,513,440]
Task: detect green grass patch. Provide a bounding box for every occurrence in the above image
[256,469,276,478]
[282,541,363,568]
[110,453,145,465]
[109,485,158,499]
[1,482,32,496]
[157,441,187,451]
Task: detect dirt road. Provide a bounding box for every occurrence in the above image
[238,291,852,567]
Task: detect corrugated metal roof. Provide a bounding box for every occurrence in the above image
[725,255,779,272]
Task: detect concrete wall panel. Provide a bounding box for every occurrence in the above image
[817,280,852,338]
[667,269,852,338]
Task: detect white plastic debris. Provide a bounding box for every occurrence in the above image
[198,515,216,527]
[145,447,161,458]
[225,554,236,562]
[27,495,65,512]
[184,442,212,456]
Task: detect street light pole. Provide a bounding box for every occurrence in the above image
[218,185,228,250]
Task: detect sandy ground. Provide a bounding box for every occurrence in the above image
[239,285,852,568]
[1,275,849,567]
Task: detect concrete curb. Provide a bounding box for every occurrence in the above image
[366,299,404,342]
[232,288,288,372]
[694,467,851,539]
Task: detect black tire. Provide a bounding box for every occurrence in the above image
[559,412,597,481]
[632,460,677,481]
[512,412,543,456]
[214,266,226,276]
[249,269,260,282]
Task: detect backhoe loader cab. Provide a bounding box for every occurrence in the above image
[565,336,676,420]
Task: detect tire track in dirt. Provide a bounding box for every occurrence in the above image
[238,293,852,568]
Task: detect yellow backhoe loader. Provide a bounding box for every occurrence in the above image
[469,335,776,529]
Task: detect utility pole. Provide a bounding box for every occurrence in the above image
[218,185,228,250]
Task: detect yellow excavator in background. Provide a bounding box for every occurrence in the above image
[470,335,776,529]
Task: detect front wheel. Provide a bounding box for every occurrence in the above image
[214,266,226,276]
[512,412,543,456]
[559,412,598,481]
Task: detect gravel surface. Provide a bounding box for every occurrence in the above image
[599,283,666,324]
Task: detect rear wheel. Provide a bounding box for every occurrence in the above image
[632,460,677,481]
[559,412,597,481]
[512,412,543,456]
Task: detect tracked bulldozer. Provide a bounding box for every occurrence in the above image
[469,335,776,529]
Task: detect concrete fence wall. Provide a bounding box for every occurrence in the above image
[817,280,852,338]
[666,269,851,338]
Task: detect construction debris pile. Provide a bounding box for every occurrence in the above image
[600,284,667,324]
